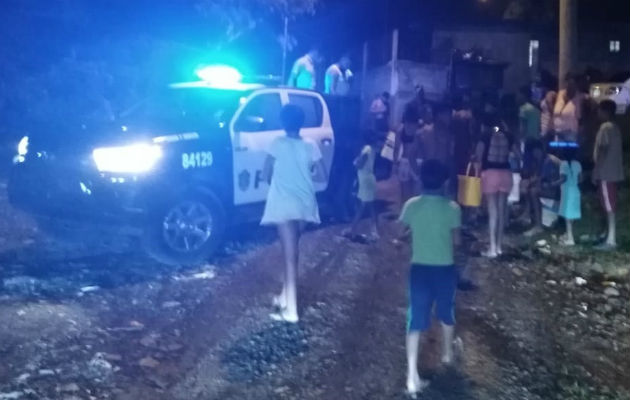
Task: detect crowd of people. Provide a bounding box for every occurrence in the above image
[266,63,624,396]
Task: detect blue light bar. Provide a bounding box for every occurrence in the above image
[549,141,579,148]
[195,65,242,87]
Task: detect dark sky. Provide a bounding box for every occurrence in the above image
[1,0,628,74]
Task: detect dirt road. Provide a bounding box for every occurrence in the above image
[0,180,628,400]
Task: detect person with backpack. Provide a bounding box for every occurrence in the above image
[475,114,520,258]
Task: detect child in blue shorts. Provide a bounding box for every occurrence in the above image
[399,159,462,396]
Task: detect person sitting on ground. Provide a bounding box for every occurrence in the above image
[261,104,328,323]
[343,130,380,241]
[552,143,583,246]
[399,159,462,396]
[592,99,624,250]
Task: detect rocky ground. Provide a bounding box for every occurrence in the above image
[0,178,628,400]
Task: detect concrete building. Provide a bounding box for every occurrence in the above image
[432,21,630,92]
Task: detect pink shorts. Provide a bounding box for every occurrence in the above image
[481,169,513,194]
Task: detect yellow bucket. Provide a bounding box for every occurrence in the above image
[457,163,482,207]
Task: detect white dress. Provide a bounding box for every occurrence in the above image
[261,136,322,225]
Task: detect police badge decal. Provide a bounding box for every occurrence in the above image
[238,169,251,191]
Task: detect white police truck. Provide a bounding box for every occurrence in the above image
[9,68,361,265]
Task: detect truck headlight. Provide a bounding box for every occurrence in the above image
[92,143,163,173]
[13,136,29,164]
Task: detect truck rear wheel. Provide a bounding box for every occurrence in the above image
[143,191,226,266]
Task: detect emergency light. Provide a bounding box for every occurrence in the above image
[195,65,242,87]
[549,141,579,148]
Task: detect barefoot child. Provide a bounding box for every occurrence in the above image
[399,159,461,396]
[553,142,582,245]
[592,100,624,250]
[345,130,380,241]
[261,105,328,323]
[475,115,519,257]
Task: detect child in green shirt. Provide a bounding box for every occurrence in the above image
[399,159,462,396]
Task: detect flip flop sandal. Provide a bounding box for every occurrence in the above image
[272,296,287,310]
[269,311,299,324]
[405,380,430,398]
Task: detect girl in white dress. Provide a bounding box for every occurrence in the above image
[261,105,327,323]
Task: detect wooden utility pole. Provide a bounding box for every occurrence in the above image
[559,0,577,87]
[281,16,289,83]
[389,29,399,126]
[390,29,399,96]
[361,41,369,100]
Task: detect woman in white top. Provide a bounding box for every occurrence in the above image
[553,74,584,143]
[261,104,327,323]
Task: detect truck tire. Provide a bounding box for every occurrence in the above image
[143,190,226,266]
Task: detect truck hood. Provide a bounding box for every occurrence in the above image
[26,118,212,154]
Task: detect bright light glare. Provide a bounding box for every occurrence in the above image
[195,65,242,87]
[92,144,162,174]
[17,136,29,156]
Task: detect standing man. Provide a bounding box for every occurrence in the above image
[404,85,431,125]
[592,100,624,250]
[288,48,320,90]
[517,86,542,144]
[370,91,391,133]
[553,73,584,142]
[324,56,353,95]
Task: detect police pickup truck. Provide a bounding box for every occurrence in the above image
[8,73,360,265]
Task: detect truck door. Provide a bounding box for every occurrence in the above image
[285,91,334,192]
[230,91,285,206]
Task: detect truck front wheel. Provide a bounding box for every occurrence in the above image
[143,191,226,266]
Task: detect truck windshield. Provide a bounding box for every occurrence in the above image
[120,88,245,132]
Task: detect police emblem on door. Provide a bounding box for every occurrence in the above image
[238,169,251,191]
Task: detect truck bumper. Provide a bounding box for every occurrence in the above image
[8,160,148,226]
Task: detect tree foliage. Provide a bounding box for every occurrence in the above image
[502,0,556,21]
[194,0,316,41]
[0,0,320,141]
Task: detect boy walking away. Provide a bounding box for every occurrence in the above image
[399,160,461,396]
[261,105,328,323]
[593,100,625,250]
[344,131,380,241]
